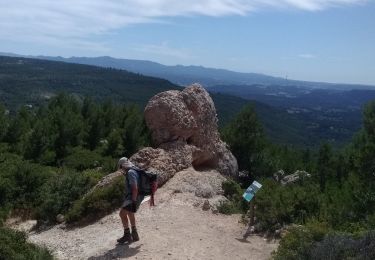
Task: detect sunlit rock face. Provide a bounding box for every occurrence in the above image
[131,84,238,185]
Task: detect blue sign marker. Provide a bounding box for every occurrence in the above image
[243,181,262,202]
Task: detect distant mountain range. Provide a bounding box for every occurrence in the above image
[1,53,374,148]
[1,52,374,90]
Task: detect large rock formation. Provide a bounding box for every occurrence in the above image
[92,84,238,191]
[130,84,238,185]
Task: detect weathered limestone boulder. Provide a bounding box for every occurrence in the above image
[130,141,194,186]
[141,83,238,181]
[91,84,238,191]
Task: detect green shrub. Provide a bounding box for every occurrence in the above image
[309,231,375,260]
[63,147,103,171]
[222,180,242,199]
[66,175,124,224]
[217,180,249,215]
[35,168,93,223]
[0,227,53,260]
[0,154,53,221]
[305,220,331,241]
[81,169,105,188]
[273,225,375,260]
[255,179,321,231]
[272,226,315,260]
[217,201,242,215]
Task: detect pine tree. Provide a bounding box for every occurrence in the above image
[0,105,8,141]
[222,105,268,181]
[316,143,333,191]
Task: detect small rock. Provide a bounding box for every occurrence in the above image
[202,200,210,211]
[56,214,65,223]
[193,201,201,207]
[168,252,172,256]
[274,229,281,238]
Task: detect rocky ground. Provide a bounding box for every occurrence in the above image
[13,169,278,260]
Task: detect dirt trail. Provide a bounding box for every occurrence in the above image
[16,170,278,260]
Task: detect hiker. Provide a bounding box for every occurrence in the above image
[117,157,144,244]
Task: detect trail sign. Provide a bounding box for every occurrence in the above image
[243,181,262,202]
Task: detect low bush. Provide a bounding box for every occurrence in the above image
[255,179,321,231]
[217,200,242,215]
[65,175,124,224]
[310,231,375,260]
[272,225,315,260]
[35,168,97,223]
[63,147,115,172]
[0,227,53,260]
[273,225,375,260]
[218,180,249,215]
[0,154,53,222]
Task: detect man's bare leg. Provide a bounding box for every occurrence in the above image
[119,208,129,228]
[117,208,131,243]
[128,212,136,227]
[127,211,139,242]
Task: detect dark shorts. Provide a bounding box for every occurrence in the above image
[122,196,144,213]
[123,203,137,213]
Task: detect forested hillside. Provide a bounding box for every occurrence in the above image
[0,55,324,147]
[0,56,179,110]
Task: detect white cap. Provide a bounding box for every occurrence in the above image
[117,157,135,170]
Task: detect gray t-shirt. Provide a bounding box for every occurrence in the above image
[123,168,144,207]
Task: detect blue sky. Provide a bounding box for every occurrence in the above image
[1,0,374,85]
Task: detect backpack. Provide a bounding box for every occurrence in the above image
[134,169,158,206]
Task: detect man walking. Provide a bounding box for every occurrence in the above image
[117,157,144,244]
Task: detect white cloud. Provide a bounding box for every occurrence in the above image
[299,53,316,59]
[0,0,368,48]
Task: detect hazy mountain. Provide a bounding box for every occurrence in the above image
[1,52,373,90]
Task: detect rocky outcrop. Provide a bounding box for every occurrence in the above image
[91,84,238,191]
[132,83,238,185]
[273,170,311,185]
[130,141,194,186]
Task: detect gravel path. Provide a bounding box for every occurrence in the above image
[18,169,279,260]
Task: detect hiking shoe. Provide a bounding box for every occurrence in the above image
[117,232,132,244]
[132,230,140,242]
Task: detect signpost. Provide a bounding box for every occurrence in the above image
[243,180,262,202]
[242,181,262,238]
